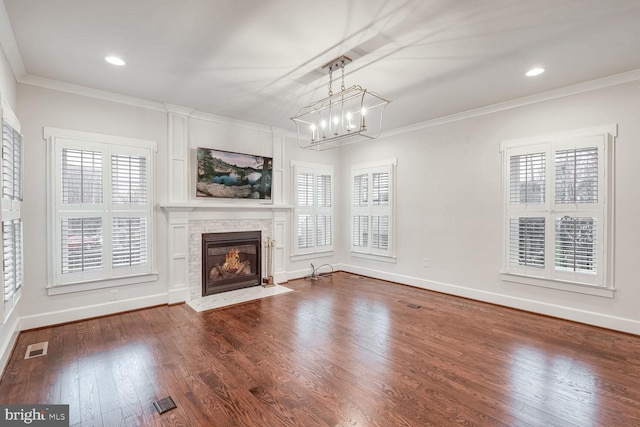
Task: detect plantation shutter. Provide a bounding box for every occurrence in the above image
[352,215,368,247]
[2,119,22,202]
[507,150,547,271]
[297,172,313,207]
[112,217,148,267]
[2,220,22,302]
[353,174,368,207]
[297,215,313,249]
[555,147,598,204]
[296,172,314,249]
[61,217,103,273]
[372,172,389,205]
[316,174,332,247]
[61,149,103,204]
[509,217,545,268]
[112,155,147,204]
[1,100,24,320]
[555,216,597,273]
[371,172,390,250]
[111,154,149,268]
[510,152,545,204]
[351,162,395,257]
[292,163,334,256]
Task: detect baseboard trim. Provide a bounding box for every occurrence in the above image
[0,314,20,376]
[167,286,190,304]
[340,264,640,336]
[18,293,169,331]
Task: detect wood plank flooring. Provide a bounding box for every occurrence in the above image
[1,272,640,426]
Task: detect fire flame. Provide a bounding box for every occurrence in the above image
[221,248,241,270]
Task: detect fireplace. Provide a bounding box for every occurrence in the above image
[201,231,261,296]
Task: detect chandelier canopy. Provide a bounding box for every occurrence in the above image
[291,56,390,151]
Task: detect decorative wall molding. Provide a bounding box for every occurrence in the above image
[167,113,189,203]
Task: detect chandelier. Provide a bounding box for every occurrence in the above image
[291,56,390,151]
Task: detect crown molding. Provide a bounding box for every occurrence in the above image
[17,74,295,136]
[381,68,640,139]
[16,60,640,143]
[0,1,25,80]
[189,109,272,133]
[19,74,168,112]
[163,103,195,116]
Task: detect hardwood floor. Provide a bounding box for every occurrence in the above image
[1,272,640,426]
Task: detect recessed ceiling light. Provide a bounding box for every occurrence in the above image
[105,56,125,66]
[526,67,545,77]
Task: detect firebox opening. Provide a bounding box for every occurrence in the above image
[202,231,261,296]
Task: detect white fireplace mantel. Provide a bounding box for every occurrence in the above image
[160,202,293,213]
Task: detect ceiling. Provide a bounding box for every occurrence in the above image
[2,0,640,132]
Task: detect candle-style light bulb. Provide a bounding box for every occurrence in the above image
[310,123,317,142]
[360,107,367,131]
[346,112,353,132]
[333,116,339,135]
[320,120,327,139]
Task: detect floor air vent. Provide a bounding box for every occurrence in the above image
[153,396,177,414]
[398,300,422,309]
[24,342,48,359]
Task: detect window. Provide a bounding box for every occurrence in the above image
[501,126,615,296]
[292,162,334,257]
[45,128,157,294]
[1,99,23,321]
[351,159,396,261]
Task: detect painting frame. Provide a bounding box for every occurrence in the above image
[196,147,273,200]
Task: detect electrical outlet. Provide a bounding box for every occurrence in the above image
[423,258,430,268]
[110,289,118,301]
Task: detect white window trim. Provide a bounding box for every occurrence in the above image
[44,127,158,295]
[291,160,334,260]
[500,124,616,297]
[1,97,22,322]
[350,158,397,262]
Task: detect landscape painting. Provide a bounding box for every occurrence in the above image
[197,148,272,200]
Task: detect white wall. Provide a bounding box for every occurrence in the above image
[17,84,170,327]
[339,79,640,334]
[0,43,15,108]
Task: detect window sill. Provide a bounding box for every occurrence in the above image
[47,273,158,295]
[291,251,334,262]
[351,251,397,264]
[500,272,614,298]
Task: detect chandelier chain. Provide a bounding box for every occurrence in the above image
[328,67,333,97]
[341,60,346,91]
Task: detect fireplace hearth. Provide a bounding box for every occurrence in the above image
[202,231,261,296]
